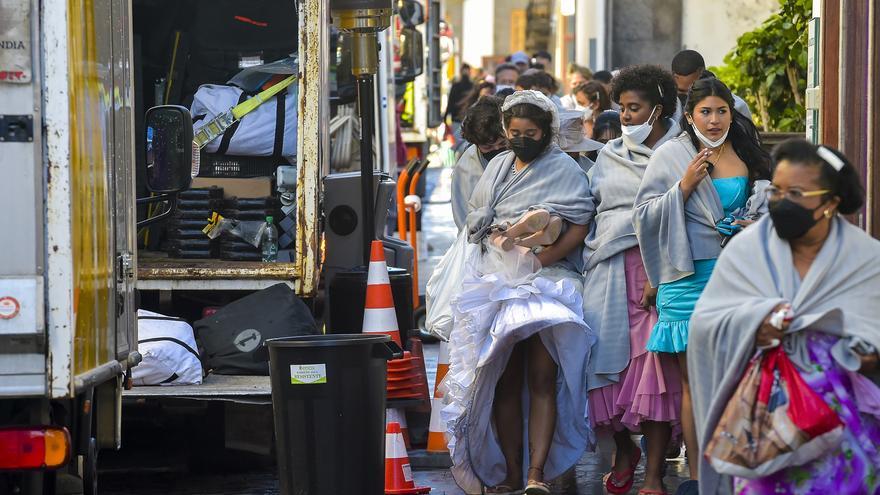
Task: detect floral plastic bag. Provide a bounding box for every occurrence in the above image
[706,346,844,479]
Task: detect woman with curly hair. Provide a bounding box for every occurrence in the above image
[584,65,683,495]
[451,95,507,230]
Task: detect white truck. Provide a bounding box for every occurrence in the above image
[0,0,326,493]
[0,0,430,492]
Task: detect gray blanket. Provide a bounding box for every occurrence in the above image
[451,144,488,231]
[467,145,593,272]
[633,133,769,287]
[688,216,880,494]
[583,120,680,390]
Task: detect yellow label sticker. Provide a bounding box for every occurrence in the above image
[290,364,327,385]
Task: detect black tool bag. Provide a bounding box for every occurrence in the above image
[194,283,317,375]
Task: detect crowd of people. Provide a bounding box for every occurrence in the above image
[431,48,880,495]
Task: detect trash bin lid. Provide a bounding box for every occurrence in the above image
[265,333,390,348]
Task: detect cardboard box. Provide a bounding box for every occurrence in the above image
[190,177,272,198]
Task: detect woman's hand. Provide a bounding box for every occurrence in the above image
[640,285,657,309]
[756,304,789,348]
[680,149,713,199]
[732,219,755,228]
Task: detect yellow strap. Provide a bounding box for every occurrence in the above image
[231,75,297,120]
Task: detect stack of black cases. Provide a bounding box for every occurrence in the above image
[219,196,280,261]
[164,187,223,258]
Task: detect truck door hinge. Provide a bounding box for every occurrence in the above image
[117,252,134,282]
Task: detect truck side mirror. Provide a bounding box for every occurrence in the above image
[398,0,425,27]
[145,105,195,193]
[395,26,423,84]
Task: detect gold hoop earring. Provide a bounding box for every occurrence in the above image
[823,209,833,218]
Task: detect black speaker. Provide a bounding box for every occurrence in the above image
[326,267,414,340]
[323,171,393,271]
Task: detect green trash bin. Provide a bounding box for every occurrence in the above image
[266,334,402,495]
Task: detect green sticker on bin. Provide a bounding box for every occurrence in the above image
[290,364,327,384]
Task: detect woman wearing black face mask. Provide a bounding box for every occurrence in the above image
[437,90,594,495]
[688,139,880,495]
[451,95,507,231]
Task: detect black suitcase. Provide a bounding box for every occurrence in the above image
[194,284,317,375]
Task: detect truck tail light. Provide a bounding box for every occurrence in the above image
[0,427,71,470]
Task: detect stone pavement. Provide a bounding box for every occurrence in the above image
[418,341,690,495]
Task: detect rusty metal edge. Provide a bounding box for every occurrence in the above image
[294,0,328,298]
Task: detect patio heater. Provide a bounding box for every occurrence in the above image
[330,0,393,265]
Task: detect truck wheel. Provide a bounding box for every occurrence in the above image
[82,437,98,495]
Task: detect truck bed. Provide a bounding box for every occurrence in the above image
[123,374,271,404]
[137,253,298,291]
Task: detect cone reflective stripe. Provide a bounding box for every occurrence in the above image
[433,341,450,398]
[386,408,411,449]
[426,397,449,453]
[364,240,401,345]
[425,341,450,453]
[384,422,430,494]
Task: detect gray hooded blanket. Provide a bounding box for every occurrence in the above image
[451,144,488,230]
[633,133,769,287]
[688,216,880,494]
[466,145,593,271]
[583,120,680,390]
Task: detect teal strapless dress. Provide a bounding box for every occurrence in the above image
[646,176,748,353]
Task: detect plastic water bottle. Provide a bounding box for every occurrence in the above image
[261,216,278,262]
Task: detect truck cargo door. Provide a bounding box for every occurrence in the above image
[109,0,138,362]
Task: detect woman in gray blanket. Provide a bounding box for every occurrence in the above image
[583,65,683,495]
[689,139,880,494]
[633,78,771,481]
[443,90,594,495]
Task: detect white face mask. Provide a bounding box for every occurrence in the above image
[582,105,594,121]
[690,120,730,148]
[621,106,659,147]
[495,84,514,94]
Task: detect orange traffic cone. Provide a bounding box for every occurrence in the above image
[386,408,411,449]
[432,341,450,396]
[426,341,450,453]
[364,240,401,346]
[385,422,430,494]
[407,337,432,413]
[425,397,448,453]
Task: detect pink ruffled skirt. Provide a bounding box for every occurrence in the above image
[588,247,682,431]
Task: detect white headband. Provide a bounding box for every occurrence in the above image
[501,90,560,139]
[817,146,844,172]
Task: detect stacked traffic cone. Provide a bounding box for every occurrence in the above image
[387,351,424,400]
[407,337,432,412]
[426,341,450,453]
[386,408,411,449]
[364,240,427,400]
[384,422,431,494]
[363,240,402,346]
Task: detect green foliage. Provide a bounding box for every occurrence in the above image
[710,0,811,132]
